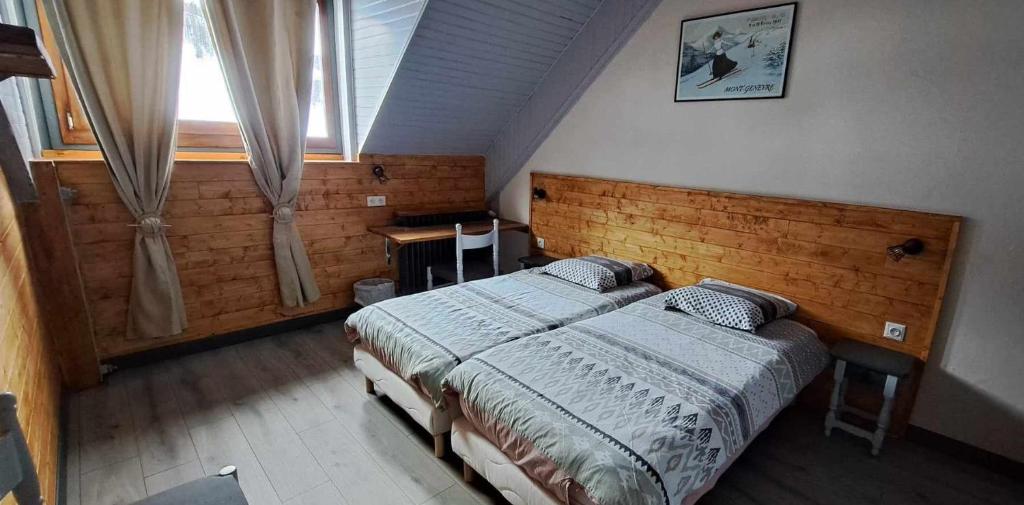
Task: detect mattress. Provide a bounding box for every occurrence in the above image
[443,293,830,505]
[344,268,661,405]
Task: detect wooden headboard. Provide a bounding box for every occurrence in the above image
[530,173,961,360]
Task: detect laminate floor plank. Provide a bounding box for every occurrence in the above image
[426,450,504,505]
[170,351,236,429]
[294,321,364,390]
[189,415,282,505]
[276,328,417,437]
[78,379,139,474]
[307,370,455,504]
[272,329,454,503]
[119,363,183,426]
[283,481,351,505]
[120,364,198,477]
[143,459,204,496]
[236,338,335,433]
[300,419,414,505]
[215,346,331,500]
[421,485,483,505]
[79,457,146,505]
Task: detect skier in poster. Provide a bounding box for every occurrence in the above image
[710,31,738,79]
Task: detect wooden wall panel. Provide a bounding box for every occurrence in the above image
[20,163,101,390]
[530,173,960,360]
[0,166,61,505]
[55,155,485,359]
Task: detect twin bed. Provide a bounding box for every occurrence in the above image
[344,259,829,504]
[345,267,660,455]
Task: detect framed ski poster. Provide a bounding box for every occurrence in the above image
[675,3,797,102]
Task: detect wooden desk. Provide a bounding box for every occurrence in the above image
[368,219,529,264]
[369,219,528,246]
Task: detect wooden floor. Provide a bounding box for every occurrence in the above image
[64,321,1023,505]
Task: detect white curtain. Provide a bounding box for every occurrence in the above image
[44,0,187,339]
[203,0,321,307]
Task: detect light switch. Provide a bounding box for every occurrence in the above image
[883,322,906,342]
[367,195,386,207]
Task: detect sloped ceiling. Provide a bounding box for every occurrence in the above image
[360,0,604,155]
[350,0,426,146]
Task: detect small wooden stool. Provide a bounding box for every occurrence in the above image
[824,340,915,456]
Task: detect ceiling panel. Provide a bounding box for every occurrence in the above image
[360,0,603,155]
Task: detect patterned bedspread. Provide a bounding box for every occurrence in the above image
[443,294,829,505]
[344,269,660,404]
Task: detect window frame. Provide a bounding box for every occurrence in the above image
[35,0,339,152]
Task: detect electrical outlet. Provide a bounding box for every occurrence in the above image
[367,195,386,207]
[883,322,906,342]
[536,237,545,249]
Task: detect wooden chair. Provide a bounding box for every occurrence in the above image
[0,392,248,505]
[427,219,500,289]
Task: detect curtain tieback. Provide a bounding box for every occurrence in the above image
[130,214,170,237]
[272,204,295,225]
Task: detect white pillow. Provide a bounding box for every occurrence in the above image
[542,256,654,291]
[664,279,797,331]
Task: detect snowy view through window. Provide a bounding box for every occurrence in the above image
[179,0,329,138]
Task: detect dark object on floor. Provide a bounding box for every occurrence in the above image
[825,340,916,455]
[1,393,42,505]
[518,254,557,270]
[136,466,247,505]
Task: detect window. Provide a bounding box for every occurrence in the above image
[38,0,337,151]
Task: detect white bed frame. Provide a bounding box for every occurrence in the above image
[353,344,452,456]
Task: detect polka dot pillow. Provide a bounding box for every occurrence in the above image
[542,256,654,291]
[664,280,797,331]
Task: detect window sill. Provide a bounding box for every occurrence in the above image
[39,150,346,162]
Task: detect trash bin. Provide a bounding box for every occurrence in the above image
[354,278,396,307]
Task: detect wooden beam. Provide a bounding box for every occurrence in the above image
[20,160,100,389]
[0,105,37,202]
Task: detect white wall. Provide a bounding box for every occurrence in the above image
[499,0,1024,461]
